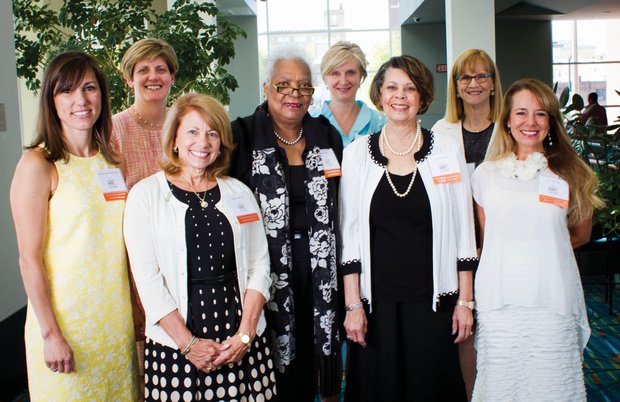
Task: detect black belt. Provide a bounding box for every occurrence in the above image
[189,271,237,286]
[291,230,309,240]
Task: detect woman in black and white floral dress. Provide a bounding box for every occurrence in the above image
[230,47,343,402]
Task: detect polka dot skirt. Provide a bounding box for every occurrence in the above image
[143,183,276,401]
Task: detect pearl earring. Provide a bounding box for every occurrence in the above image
[173,146,178,153]
[547,133,553,147]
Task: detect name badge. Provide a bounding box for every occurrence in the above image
[95,168,128,201]
[319,149,341,178]
[538,172,569,208]
[230,193,260,224]
[428,152,462,184]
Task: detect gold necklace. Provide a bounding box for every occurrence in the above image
[187,179,208,208]
[131,106,164,130]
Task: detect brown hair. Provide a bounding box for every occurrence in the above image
[369,55,434,115]
[486,79,603,227]
[161,93,233,179]
[27,51,117,164]
[445,49,503,123]
[121,38,178,82]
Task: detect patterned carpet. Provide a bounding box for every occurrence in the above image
[582,276,620,402]
[12,277,620,402]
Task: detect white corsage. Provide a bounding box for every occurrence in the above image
[498,152,547,180]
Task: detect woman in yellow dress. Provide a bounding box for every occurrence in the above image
[9,52,139,401]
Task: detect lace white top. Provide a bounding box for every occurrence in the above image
[471,154,590,349]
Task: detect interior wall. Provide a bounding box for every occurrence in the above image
[0,0,27,322]
[496,20,553,89]
[401,19,553,123]
[401,22,448,128]
[227,15,261,119]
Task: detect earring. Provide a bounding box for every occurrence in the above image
[507,127,511,135]
[217,151,221,156]
[173,146,178,153]
[491,90,495,96]
[456,93,461,98]
[547,133,553,147]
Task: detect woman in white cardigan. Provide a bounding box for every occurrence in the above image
[124,93,276,401]
[340,56,478,401]
[431,49,503,397]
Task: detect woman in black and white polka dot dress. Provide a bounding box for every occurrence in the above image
[125,93,276,401]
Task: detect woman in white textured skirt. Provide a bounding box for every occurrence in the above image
[471,79,603,401]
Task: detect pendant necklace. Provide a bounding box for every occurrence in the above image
[187,180,208,208]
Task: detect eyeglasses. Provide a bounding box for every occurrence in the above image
[272,84,315,96]
[455,73,493,84]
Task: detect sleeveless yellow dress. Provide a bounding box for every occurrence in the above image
[24,153,139,401]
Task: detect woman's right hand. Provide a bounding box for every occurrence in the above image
[43,333,76,373]
[185,338,230,374]
[344,309,368,347]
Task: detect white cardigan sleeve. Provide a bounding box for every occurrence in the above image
[338,139,365,275]
[123,181,178,325]
[452,141,479,269]
[241,184,272,301]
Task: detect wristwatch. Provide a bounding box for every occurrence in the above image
[236,331,251,348]
[457,299,476,310]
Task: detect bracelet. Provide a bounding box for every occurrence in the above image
[346,302,364,311]
[181,335,197,355]
[456,299,476,310]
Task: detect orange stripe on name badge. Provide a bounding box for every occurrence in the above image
[324,168,342,178]
[539,195,569,208]
[432,173,461,184]
[237,213,260,224]
[103,191,127,201]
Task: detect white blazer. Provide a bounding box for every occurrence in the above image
[124,171,271,349]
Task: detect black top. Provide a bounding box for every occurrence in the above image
[168,182,236,280]
[288,165,309,232]
[369,129,434,302]
[462,122,494,166]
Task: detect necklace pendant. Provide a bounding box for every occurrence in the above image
[200,200,208,209]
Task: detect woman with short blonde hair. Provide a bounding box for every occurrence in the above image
[312,41,385,147]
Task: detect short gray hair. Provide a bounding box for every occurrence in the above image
[262,46,312,85]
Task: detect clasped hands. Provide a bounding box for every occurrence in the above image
[185,335,251,374]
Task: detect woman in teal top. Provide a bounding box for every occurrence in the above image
[312,41,385,147]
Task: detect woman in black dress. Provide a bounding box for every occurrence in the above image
[230,47,343,402]
[124,93,276,401]
[339,56,478,401]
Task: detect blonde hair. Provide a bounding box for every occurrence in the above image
[486,79,603,227]
[161,93,233,179]
[121,38,178,82]
[320,41,368,82]
[445,49,502,123]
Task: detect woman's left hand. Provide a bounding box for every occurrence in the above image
[452,305,474,344]
[212,334,251,367]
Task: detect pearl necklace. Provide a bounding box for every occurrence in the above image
[131,106,164,130]
[380,126,422,198]
[273,127,304,145]
[382,122,421,156]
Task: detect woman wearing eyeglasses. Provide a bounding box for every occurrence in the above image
[230,47,343,402]
[431,49,502,399]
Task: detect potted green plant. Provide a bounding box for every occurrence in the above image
[13,0,246,112]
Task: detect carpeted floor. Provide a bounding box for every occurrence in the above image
[582,276,620,402]
[11,276,620,402]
